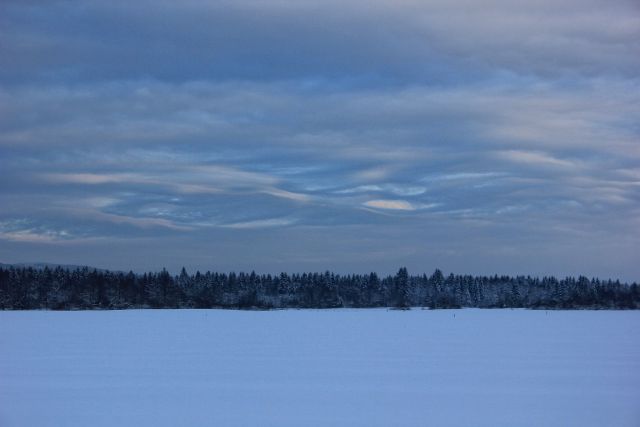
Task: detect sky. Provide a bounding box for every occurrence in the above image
[0,0,639,280]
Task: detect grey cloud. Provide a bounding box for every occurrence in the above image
[1,0,638,85]
[1,79,638,240]
[1,0,639,279]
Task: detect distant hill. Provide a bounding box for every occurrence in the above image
[0,262,109,272]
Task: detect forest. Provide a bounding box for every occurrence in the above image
[0,265,637,310]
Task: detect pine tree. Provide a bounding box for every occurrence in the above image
[393,267,410,309]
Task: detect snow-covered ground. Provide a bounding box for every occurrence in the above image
[0,309,638,427]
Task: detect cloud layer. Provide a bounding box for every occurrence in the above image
[0,0,638,279]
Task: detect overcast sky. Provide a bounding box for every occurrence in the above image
[1,0,639,280]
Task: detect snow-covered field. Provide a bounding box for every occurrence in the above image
[0,309,638,427]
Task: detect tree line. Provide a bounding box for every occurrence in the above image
[0,265,637,310]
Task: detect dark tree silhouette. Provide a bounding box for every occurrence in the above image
[0,265,637,310]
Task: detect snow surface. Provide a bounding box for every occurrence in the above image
[0,309,638,427]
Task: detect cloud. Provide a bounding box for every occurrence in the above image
[0,0,638,279]
[1,0,638,85]
[496,150,579,170]
[223,218,296,229]
[79,210,194,232]
[41,167,308,202]
[0,220,73,243]
[192,165,280,187]
[336,184,426,196]
[83,197,121,209]
[423,172,507,182]
[0,229,67,244]
[261,188,311,202]
[363,200,417,211]
[2,79,637,250]
[45,173,135,185]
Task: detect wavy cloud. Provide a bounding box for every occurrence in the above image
[0,0,638,279]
